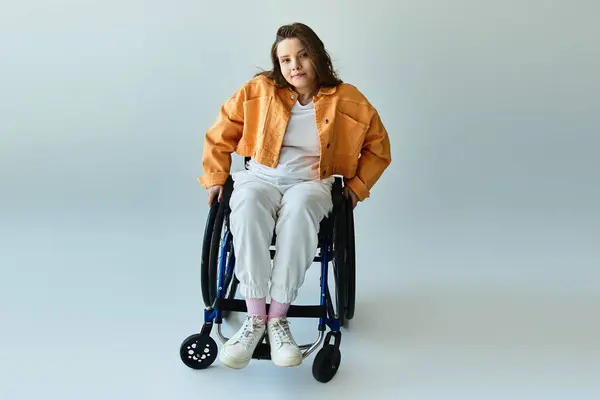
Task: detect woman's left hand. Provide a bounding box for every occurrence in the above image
[345,187,359,209]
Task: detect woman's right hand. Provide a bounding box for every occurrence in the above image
[207,185,224,206]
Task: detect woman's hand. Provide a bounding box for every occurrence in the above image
[207,185,224,206]
[345,187,359,209]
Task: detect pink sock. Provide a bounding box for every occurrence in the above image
[246,298,267,319]
[268,298,290,319]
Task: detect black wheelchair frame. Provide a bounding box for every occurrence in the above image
[180,172,356,383]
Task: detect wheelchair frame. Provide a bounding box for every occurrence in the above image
[180,173,356,383]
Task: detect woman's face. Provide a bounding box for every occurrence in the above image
[276,38,318,94]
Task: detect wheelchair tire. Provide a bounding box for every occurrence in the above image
[345,197,356,320]
[180,333,218,370]
[201,199,220,307]
[201,177,235,308]
[208,201,227,306]
[312,344,341,383]
[332,196,347,328]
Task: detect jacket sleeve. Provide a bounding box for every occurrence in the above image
[198,86,246,188]
[344,110,392,201]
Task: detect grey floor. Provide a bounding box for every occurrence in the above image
[2,211,598,400]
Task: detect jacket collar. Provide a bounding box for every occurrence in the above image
[318,85,337,96]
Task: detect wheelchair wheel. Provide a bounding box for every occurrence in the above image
[201,178,235,308]
[218,237,238,319]
[202,210,238,319]
[180,333,218,370]
[207,201,227,306]
[208,204,239,311]
[345,196,356,320]
[201,199,220,307]
[332,195,347,327]
[220,275,239,319]
[312,344,341,383]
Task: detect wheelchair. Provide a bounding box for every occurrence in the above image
[180,166,356,383]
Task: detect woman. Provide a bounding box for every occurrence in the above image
[198,22,392,369]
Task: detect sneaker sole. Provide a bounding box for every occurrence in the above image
[272,355,303,367]
[219,351,251,369]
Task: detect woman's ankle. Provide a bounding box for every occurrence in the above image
[268,298,290,319]
[246,297,267,319]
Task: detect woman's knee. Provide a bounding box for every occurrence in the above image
[281,190,332,219]
[230,185,276,214]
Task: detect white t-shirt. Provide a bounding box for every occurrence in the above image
[247,100,324,183]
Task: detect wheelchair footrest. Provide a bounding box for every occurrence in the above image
[216,299,327,318]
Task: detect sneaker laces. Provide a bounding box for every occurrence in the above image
[235,317,265,348]
[269,318,295,347]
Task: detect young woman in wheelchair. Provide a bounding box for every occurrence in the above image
[198,22,392,370]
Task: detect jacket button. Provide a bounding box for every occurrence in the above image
[325,119,329,124]
[327,143,331,148]
[291,94,296,99]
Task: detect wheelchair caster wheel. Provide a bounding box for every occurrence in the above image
[312,344,341,383]
[180,333,217,370]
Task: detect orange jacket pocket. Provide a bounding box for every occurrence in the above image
[332,111,369,156]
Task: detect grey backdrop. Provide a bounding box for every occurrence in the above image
[1,0,598,399]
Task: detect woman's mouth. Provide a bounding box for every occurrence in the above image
[293,73,305,79]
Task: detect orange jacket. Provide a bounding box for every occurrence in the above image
[198,75,391,201]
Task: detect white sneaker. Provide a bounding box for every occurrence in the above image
[267,317,302,367]
[219,316,266,369]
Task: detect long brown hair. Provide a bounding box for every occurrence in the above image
[255,23,343,89]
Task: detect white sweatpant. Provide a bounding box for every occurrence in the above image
[229,170,334,304]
